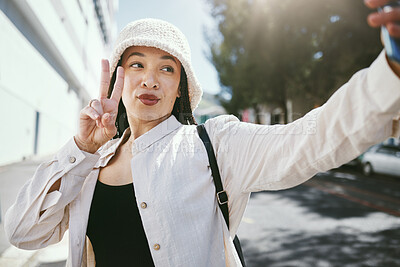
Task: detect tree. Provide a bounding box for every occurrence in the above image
[208,0,382,123]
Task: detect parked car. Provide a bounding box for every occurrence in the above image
[361,144,400,177]
[343,157,360,167]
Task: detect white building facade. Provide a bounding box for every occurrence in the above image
[0,0,118,165]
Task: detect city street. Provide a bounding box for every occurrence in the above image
[0,161,399,266]
[237,166,400,267]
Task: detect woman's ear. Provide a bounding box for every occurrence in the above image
[177,87,181,98]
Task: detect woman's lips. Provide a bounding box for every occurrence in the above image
[138,94,160,106]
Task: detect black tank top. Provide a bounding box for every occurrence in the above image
[86,180,155,267]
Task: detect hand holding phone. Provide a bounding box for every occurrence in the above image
[378,1,400,63]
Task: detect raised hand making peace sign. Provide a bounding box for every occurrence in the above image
[74,59,125,153]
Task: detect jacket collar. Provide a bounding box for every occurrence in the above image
[132,115,182,153]
[94,115,182,168]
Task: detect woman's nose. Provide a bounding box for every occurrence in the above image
[141,72,159,89]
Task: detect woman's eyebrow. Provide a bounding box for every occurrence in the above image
[126,52,177,64]
[161,55,177,64]
[127,52,145,59]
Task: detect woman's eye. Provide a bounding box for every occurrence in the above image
[130,63,143,68]
[161,66,174,72]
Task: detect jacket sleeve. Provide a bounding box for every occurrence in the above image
[4,137,100,250]
[205,50,400,196]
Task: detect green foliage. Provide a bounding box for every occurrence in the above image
[208,0,382,122]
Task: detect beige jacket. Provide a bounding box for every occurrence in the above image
[4,51,400,267]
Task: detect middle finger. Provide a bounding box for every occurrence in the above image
[110,66,125,102]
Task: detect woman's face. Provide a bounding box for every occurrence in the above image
[120,46,181,124]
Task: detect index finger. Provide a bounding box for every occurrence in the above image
[99,59,110,99]
[110,66,124,102]
[364,0,391,9]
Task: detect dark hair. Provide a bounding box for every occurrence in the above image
[171,66,197,126]
[108,62,197,139]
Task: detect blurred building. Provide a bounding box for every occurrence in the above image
[239,96,316,125]
[0,0,118,165]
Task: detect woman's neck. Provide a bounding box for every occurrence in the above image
[127,113,171,141]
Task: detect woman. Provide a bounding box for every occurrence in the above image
[4,1,400,266]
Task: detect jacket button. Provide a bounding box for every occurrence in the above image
[140,202,147,209]
[153,244,160,250]
[69,156,76,163]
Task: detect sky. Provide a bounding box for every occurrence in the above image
[115,0,221,95]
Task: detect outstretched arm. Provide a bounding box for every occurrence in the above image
[204,2,400,234]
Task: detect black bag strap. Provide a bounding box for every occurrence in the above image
[197,124,246,266]
[196,124,230,226]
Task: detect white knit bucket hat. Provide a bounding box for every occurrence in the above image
[109,18,203,111]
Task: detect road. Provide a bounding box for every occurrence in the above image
[0,160,399,266]
[237,166,400,267]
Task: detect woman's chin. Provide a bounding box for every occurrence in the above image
[130,112,171,123]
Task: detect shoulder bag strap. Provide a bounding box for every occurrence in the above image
[196,124,246,267]
[196,124,230,226]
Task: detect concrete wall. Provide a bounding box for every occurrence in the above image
[0,0,117,165]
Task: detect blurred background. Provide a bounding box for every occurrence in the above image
[0,0,391,166]
[0,0,399,266]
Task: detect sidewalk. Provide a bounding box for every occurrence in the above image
[0,234,68,267]
[0,157,68,267]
